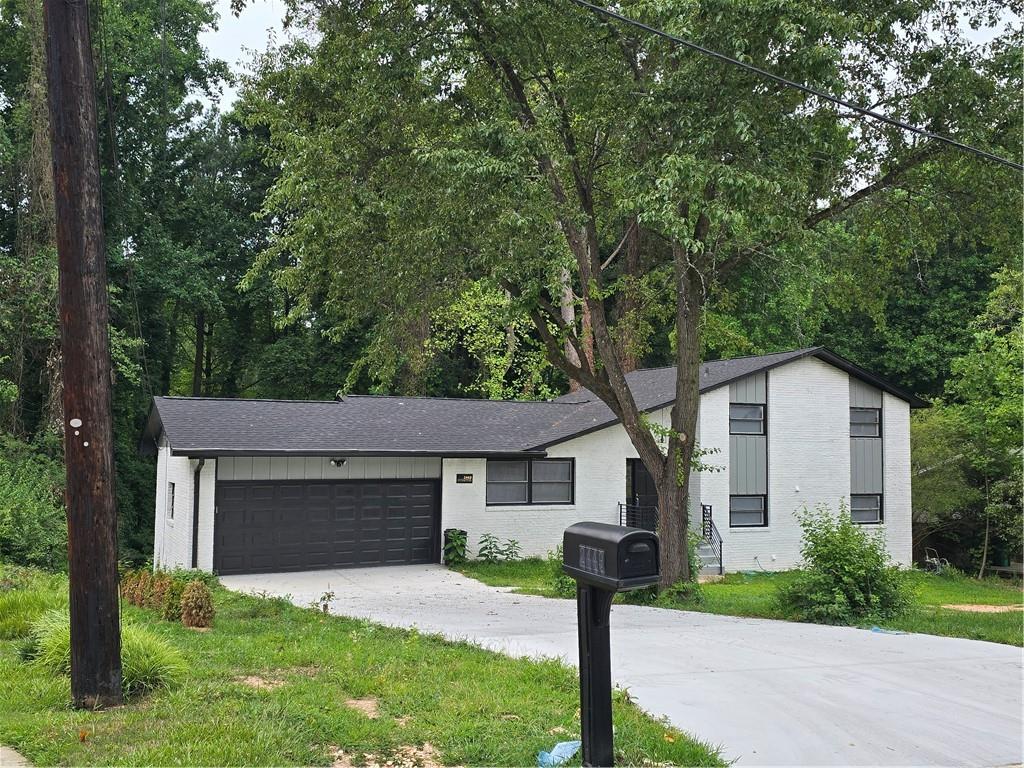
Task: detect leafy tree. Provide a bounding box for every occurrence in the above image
[243,0,1020,584]
[912,267,1022,573]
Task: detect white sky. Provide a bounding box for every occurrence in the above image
[199,0,286,107]
[197,2,1013,109]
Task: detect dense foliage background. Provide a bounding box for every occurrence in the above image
[0,0,1019,571]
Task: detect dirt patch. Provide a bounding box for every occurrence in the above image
[941,604,1024,613]
[345,697,380,718]
[329,743,445,768]
[395,716,412,727]
[234,675,284,690]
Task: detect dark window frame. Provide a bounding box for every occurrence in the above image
[729,494,768,528]
[729,403,766,435]
[850,407,882,438]
[167,481,176,521]
[850,493,884,524]
[486,458,575,506]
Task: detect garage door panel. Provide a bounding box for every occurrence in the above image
[214,479,438,574]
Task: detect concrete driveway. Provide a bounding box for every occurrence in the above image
[221,565,1023,767]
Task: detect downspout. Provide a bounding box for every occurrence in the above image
[191,458,205,569]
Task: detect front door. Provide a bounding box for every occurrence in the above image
[626,459,658,508]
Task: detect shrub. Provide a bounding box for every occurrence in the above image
[161,578,186,622]
[547,545,576,598]
[0,436,67,570]
[776,503,911,624]
[443,528,468,566]
[24,610,185,695]
[149,573,172,610]
[477,533,502,563]
[180,580,215,628]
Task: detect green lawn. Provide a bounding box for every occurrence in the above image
[0,566,722,767]
[457,560,1024,646]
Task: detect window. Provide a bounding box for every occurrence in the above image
[486,459,574,505]
[850,407,881,437]
[167,482,176,521]
[730,495,767,527]
[851,494,883,524]
[730,404,765,435]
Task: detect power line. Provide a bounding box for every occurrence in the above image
[567,0,1024,172]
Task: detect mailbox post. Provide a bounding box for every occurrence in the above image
[563,522,660,767]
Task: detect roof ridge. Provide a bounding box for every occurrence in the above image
[342,394,573,405]
[625,346,821,374]
[156,395,337,404]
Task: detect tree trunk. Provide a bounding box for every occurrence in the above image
[658,245,703,587]
[191,311,204,397]
[977,479,990,579]
[43,0,123,708]
[618,216,641,373]
[559,266,582,390]
[203,321,213,395]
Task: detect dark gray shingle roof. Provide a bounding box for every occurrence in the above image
[142,346,925,457]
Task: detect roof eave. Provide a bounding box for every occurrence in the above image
[168,448,549,459]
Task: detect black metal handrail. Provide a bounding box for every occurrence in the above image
[701,504,723,575]
[619,502,658,532]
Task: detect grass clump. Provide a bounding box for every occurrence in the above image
[0,586,66,639]
[22,609,186,695]
[776,503,911,624]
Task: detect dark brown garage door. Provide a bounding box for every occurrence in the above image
[213,479,439,575]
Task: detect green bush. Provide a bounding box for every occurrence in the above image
[24,610,186,695]
[547,545,576,598]
[180,580,215,628]
[0,436,67,570]
[776,503,911,624]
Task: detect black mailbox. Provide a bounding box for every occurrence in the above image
[562,522,660,766]
[563,521,660,592]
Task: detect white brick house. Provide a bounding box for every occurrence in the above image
[142,347,923,575]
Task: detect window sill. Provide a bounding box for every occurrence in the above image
[727,525,770,532]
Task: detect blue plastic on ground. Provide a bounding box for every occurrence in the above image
[537,740,582,767]
[870,626,907,635]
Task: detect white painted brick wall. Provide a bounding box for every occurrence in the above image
[441,407,673,558]
[153,442,195,569]
[882,394,912,565]
[153,442,217,571]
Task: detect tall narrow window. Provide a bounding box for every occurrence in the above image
[850,407,881,437]
[167,481,176,520]
[851,494,883,524]
[729,404,765,435]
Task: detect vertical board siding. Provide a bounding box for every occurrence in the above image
[729,435,767,494]
[217,456,442,481]
[849,379,882,408]
[851,438,883,493]
[729,372,766,403]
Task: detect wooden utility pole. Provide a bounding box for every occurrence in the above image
[42,0,124,708]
